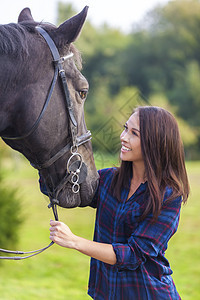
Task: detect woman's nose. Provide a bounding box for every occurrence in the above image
[120,131,129,142]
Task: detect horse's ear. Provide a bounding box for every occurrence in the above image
[56,6,88,44]
[18,8,34,23]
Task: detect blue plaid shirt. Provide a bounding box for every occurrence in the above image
[88,168,182,300]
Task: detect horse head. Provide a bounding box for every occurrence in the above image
[0,7,99,208]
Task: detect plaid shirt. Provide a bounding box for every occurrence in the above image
[88,168,182,300]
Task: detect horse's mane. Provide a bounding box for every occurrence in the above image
[0,23,36,59]
[0,22,82,69]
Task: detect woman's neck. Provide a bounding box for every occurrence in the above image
[132,162,146,183]
[127,162,146,200]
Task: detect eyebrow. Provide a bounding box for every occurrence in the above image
[126,122,140,132]
[132,128,140,132]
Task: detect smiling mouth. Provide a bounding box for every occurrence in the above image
[121,145,132,151]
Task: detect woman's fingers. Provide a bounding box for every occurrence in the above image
[49,220,76,248]
[50,220,60,226]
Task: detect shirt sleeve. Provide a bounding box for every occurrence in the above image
[112,195,182,271]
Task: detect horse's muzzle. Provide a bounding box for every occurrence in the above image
[56,175,99,208]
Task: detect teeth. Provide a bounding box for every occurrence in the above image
[122,145,131,151]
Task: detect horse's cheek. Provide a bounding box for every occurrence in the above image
[0,112,9,133]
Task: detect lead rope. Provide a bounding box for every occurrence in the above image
[0,182,58,260]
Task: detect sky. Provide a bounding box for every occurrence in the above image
[0,0,169,33]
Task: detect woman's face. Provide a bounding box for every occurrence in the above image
[120,112,143,164]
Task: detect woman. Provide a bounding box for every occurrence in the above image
[49,106,189,299]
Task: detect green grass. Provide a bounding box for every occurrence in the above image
[166,161,200,300]
[0,155,199,299]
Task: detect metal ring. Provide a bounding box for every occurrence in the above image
[72,183,80,193]
[66,152,83,174]
[70,145,78,154]
[71,173,79,184]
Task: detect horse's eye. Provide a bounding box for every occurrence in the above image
[79,90,88,100]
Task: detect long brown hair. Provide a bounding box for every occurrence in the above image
[111,106,190,221]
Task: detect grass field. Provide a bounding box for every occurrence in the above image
[0,154,199,299]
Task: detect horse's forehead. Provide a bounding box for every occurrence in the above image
[0,22,87,99]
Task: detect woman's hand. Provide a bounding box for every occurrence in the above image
[49,220,77,249]
[49,220,116,265]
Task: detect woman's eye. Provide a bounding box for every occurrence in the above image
[79,90,88,100]
[123,124,128,130]
[132,131,137,136]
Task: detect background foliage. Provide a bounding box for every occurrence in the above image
[0,144,22,251]
[57,0,200,158]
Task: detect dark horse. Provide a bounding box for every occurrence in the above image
[0,7,99,211]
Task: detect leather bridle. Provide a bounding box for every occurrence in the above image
[0,26,92,259]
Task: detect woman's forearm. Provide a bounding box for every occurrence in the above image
[49,220,117,265]
[73,235,116,265]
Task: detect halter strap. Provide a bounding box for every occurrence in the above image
[36,26,77,129]
[31,130,91,170]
